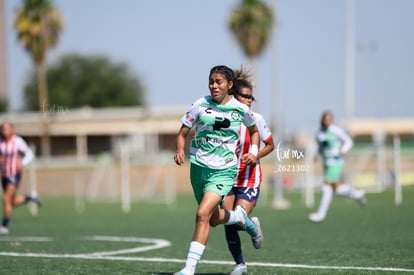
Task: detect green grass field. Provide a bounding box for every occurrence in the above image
[1,188,413,275]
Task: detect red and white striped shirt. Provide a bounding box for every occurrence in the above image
[235,112,272,188]
[0,135,34,177]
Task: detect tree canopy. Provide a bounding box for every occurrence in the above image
[15,0,63,65]
[229,0,274,58]
[23,53,146,110]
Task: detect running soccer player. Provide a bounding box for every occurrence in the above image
[0,122,40,235]
[309,111,366,223]
[173,65,262,275]
[222,70,275,275]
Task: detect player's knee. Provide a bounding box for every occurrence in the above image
[195,208,210,224]
[3,195,12,205]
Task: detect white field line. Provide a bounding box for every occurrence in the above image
[0,236,53,242]
[0,252,413,273]
[78,236,171,256]
[0,236,413,273]
[0,236,171,257]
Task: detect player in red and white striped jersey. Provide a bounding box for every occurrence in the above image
[0,122,39,235]
[222,72,275,275]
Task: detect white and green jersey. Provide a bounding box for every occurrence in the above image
[316,124,353,166]
[180,95,256,170]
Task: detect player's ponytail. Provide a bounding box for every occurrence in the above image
[232,66,253,96]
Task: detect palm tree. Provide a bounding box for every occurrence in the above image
[229,1,288,209]
[229,0,274,59]
[14,0,63,159]
[229,0,274,109]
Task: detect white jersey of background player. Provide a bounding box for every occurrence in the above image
[0,122,40,235]
[309,111,366,223]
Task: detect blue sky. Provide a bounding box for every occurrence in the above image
[5,0,414,134]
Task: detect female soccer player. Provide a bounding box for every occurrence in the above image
[173,65,261,275]
[222,70,275,275]
[0,122,40,235]
[309,111,366,223]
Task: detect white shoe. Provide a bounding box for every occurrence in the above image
[230,264,247,275]
[0,226,9,235]
[358,192,367,207]
[309,212,325,223]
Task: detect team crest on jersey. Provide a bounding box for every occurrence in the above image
[231,110,242,120]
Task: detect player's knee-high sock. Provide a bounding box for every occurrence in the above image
[335,184,364,199]
[225,224,245,265]
[317,184,333,217]
[224,209,242,225]
[179,241,205,275]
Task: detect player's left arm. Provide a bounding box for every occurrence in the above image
[255,116,275,160]
[337,127,353,155]
[18,137,34,166]
[17,136,34,170]
[258,136,275,160]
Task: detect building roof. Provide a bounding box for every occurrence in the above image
[0,106,187,136]
[344,118,414,136]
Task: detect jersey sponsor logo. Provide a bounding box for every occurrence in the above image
[199,137,236,145]
[204,107,213,114]
[225,158,233,163]
[213,117,230,130]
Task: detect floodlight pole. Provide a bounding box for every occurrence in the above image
[344,0,356,123]
[120,140,131,213]
[270,3,289,209]
[393,135,402,205]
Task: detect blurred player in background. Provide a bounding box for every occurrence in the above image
[173,65,261,275]
[309,111,366,223]
[0,122,40,235]
[222,69,275,275]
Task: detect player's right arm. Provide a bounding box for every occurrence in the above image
[314,130,323,162]
[174,125,191,166]
[174,98,203,166]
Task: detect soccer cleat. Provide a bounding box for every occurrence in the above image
[0,226,9,235]
[251,217,263,249]
[235,205,258,239]
[358,192,367,207]
[32,197,42,207]
[308,212,325,223]
[230,264,247,275]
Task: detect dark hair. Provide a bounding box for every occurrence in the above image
[232,67,253,96]
[209,65,254,96]
[0,121,13,130]
[320,110,333,128]
[209,65,235,82]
